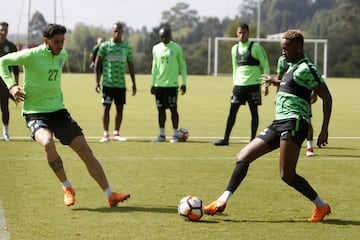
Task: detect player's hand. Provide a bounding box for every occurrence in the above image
[180,85,186,95]
[262,86,269,96]
[151,86,156,95]
[317,130,329,148]
[95,83,101,93]
[9,85,25,103]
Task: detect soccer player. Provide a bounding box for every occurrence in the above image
[95,22,136,142]
[0,23,130,207]
[204,30,332,222]
[150,25,187,143]
[276,55,317,157]
[213,23,270,146]
[89,36,104,70]
[0,21,19,141]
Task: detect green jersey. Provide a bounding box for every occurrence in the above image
[276,58,325,122]
[151,41,187,87]
[98,39,133,88]
[0,44,67,114]
[231,41,270,86]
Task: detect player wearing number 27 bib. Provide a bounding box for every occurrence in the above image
[0,24,131,207]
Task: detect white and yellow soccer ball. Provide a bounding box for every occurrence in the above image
[178,195,204,221]
[176,128,189,142]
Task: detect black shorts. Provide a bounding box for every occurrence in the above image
[154,87,178,109]
[24,109,83,145]
[257,118,309,150]
[231,85,261,105]
[102,86,126,105]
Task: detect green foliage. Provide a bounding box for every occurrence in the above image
[18,1,360,77]
[1,74,360,239]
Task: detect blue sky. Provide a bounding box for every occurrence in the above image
[4,0,242,35]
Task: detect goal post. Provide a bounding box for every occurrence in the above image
[213,37,328,77]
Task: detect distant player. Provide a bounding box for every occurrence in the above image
[0,21,19,141]
[95,22,137,142]
[150,25,187,143]
[213,23,270,146]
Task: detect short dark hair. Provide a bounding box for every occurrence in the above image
[113,22,123,29]
[159,24,171,38]
[239,23,249,31]
[282,29,304,46]
[43,24,67,39]
[0,22,9,27]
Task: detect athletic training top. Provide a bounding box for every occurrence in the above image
[231,40,270,86]
[151,41,187,87]
[0,39,19,76]
[276,58,324,122]
[0,44,67,114]
[98,39,133,88]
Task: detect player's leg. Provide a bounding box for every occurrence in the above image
[69,135,130,206]
[100,87,112,142]
[152,88,167,142]
[213,102,240,146]
[0,81,10,141]
[306,122,315,156]
[248,102,259,141]
[112,88,126,141]
[205,137,272,215]
[32,125,75,206]
[279,120,330,221]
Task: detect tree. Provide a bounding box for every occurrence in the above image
[28,11,48,45]
[160,2,200,31]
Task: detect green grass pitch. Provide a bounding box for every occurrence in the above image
[0,74,360,239]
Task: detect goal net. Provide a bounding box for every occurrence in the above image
[212,37,328,77]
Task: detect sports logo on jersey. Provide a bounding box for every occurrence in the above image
[58,59,63,67]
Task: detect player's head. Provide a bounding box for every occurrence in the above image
[0,22,9,42]
[159,25,172,44]
[43,24,67,55]
[97,37,104,45]
[281,29,304,63]
[112,22,123,43]
[236,23,249,43]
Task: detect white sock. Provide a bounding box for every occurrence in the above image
[113,130,119,135]
[3,126,8,135]
[61,180,72,190]
[313,195,326,208]
[218,190,232,202]
[105,187,112,199]
[103,130,109,136]
[160,128,165,136]
[307,140,313,149]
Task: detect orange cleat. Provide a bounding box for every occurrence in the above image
[64,187,75,206]
[108,192,130,207]
[204,200,227,215]
[308,203,331,222]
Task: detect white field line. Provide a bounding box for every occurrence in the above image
[0,201,10,240]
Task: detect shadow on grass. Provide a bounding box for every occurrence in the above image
[205,218,360,225]
[72,204,177,214]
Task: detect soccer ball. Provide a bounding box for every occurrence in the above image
[178,195,204,221]
[176,128,189,141]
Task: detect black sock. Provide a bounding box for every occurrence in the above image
[287,175,318,201]
[226,161,250,193]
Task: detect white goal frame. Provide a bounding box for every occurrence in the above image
[213,37,328,77]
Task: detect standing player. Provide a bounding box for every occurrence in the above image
[204,30,332,222]
[95,22,136,142]
[0,24,130,207]
[89,37,104,70]
[213,23,270,146]
[150,25,187,143]
[0,22,19,141]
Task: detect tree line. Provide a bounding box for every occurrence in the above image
[12,0,360,77]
